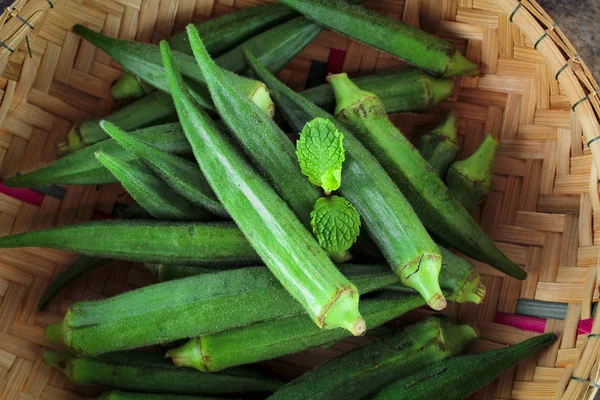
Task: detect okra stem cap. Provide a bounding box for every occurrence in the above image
[110,71,149,100]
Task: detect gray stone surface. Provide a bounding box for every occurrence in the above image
[537,0,599,80]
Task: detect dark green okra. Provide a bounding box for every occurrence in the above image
[111,3,297,99]
[418,111,459,178]
[301,69,453,114]
[0,220,260,265]
[280,0,478,77]
[145,263,247,282]
[96,392,221,400]
[327,73,526,280]
[168,295,427,372]
[166,261,483,372]
[447,133,499,213]
[43,350,282,396]
[267,316,477,400]
[166,36,364,335]
[99,121,227,218]
[5,123,190,187]
[245,50,446,311]
[371,333,557,400]
[95,142,211,221]
[45,265,399,355]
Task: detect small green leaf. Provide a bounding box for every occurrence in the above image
[311,196,361,253]
[296,118,345,193]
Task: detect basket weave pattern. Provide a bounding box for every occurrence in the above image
[0,0,596,399]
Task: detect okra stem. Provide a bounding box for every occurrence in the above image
[111,71,154,100]
[447,133,499,213]
[418,111,459,178]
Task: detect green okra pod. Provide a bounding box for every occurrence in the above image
[38,257,111,311]
[95,145,211,221]
[144,263,247,282]
[267,316,477,400]
[371,333,557,400]
[167,295,427,372]
[43,350,282,396]
[245,50,446,311]
[301,69,453,114]
[99,121,227,218]
[95,392,222,400]
[328,73,526,280]
[111,3,297,99]
[280,0,478,77]
[418,111,459,178]
[446,133,499,213]
[0,220,260,265]
[166,35,364,335]
[45,264,398,355]
[5,123,190,187]
[166,260,482,372]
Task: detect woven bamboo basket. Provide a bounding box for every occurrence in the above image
[0,0,597,398]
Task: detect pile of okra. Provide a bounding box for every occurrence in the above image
[1,1,557,399]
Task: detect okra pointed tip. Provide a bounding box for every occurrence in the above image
[322,288,364,336]
[428,293,447,311]
[444,51,480,77]
[110,71,146,100]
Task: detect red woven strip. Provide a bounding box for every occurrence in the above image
[327,48,346,75]
[0,180,44,206]
[495,312,547,333]
[91,211,115,221]
[577,318,593,334]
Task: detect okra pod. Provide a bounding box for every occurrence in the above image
[167,36,364,335]
[43,350,282,396]
[5,123,189,187]
[95,145,211,221]
[301,69,453,114]
[447,133,499,213]
[99,122,227,218]
[328,73,526,279]
[267,316,477,400]
[38,257,111,311]
[145,263,247,282]
[418,111,459,178]
[96,392,222,400]
[111,3,297,99]
[166,260,481,372]
[0,220,260,265]
[280,0,478,77]
[168,295,426,372]
[245,50,446,311]
[372,333,557,400]
[111,71,155,100]
[45,265,398,355]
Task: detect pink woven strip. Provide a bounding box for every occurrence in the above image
[577,318,593,334]
[0,180,44,206]
[495,311,547,333]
